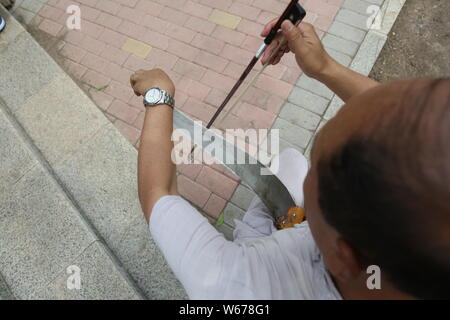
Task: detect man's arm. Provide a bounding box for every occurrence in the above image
[130,69,177,223]
[261,20,379,102]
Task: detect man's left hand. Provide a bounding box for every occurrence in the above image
[130,69,175,97]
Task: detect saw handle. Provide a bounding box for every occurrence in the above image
[275,207,306,230]
[264,2,307,45]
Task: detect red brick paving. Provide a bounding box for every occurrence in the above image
[28,0,344,218]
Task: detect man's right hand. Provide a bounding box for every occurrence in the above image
[261,20,334,80]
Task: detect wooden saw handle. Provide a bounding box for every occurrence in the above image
[275,207,306,230]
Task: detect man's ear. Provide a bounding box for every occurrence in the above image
[327,238,363,283]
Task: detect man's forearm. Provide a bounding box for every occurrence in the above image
[138,105,177,222]
[317,58,379,102]
[271,21,378,102]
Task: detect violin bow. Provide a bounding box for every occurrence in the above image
[217,36,289,128]
[190,1,306,157]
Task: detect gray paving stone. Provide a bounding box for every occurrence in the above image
[304,139,314,161]
[11,0,26,12]
[288,87,330,115]
[12,7,36,25]
[279,103,322,131]
[0,105,37,194]
[280,138,304,154]
[297,75,334,100]
[323,33,360,57]
[375,0,405,36]
[15,74,109,165]
[0,32,61,112]
[223,202,246,228]
[0,274,14,300]
[335,8,370,30]
[272,118,313,149]
[324,95,345,120]
[365,0,384,5]
[113,213,187,299]
[215,222,235,241]
[259,130,303,158]
[206,213,235,240]
[35,242,141,300]
[0,165,97,299]
[258,129,278,158]
[0,6,25,48]
[317,120,328,133]
[343,0,374,15]
[19,0,45,14]
[304,119,327,162]
[327,21,367,44]
[0,240,62,299]
[326,47,353,67]
[54,123,140,248]
[350,31,387,76]
[230,184,256,211]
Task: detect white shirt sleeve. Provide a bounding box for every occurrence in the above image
[149,195,243,299]
[149,195,342,300]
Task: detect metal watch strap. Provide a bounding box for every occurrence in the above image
[162,91,175,109]
[143,89,175,108]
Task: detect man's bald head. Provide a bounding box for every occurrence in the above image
[313,78,450,299]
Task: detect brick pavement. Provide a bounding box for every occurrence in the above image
[11,0,382,223]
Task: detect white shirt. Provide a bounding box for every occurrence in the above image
[149,195,342,300]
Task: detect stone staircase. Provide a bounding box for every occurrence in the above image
[0,6,186,299]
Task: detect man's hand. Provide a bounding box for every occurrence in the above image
[130,68,175,97]
[261,20,378,101]
[261,20,333,80]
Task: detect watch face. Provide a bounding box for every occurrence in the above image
[145,88,162,104]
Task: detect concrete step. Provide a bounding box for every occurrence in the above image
[0,273,14,300]
[0,6,186,299]
[0,98,141,299]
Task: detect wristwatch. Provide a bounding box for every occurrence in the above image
[143,87,175,109]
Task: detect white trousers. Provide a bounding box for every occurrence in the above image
[234,148,309,242]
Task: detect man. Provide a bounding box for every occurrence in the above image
[130,20,450,299]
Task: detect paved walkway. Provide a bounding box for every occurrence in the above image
[11,0,388,230]
[1,0,406,298]
[1,7,187,298]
